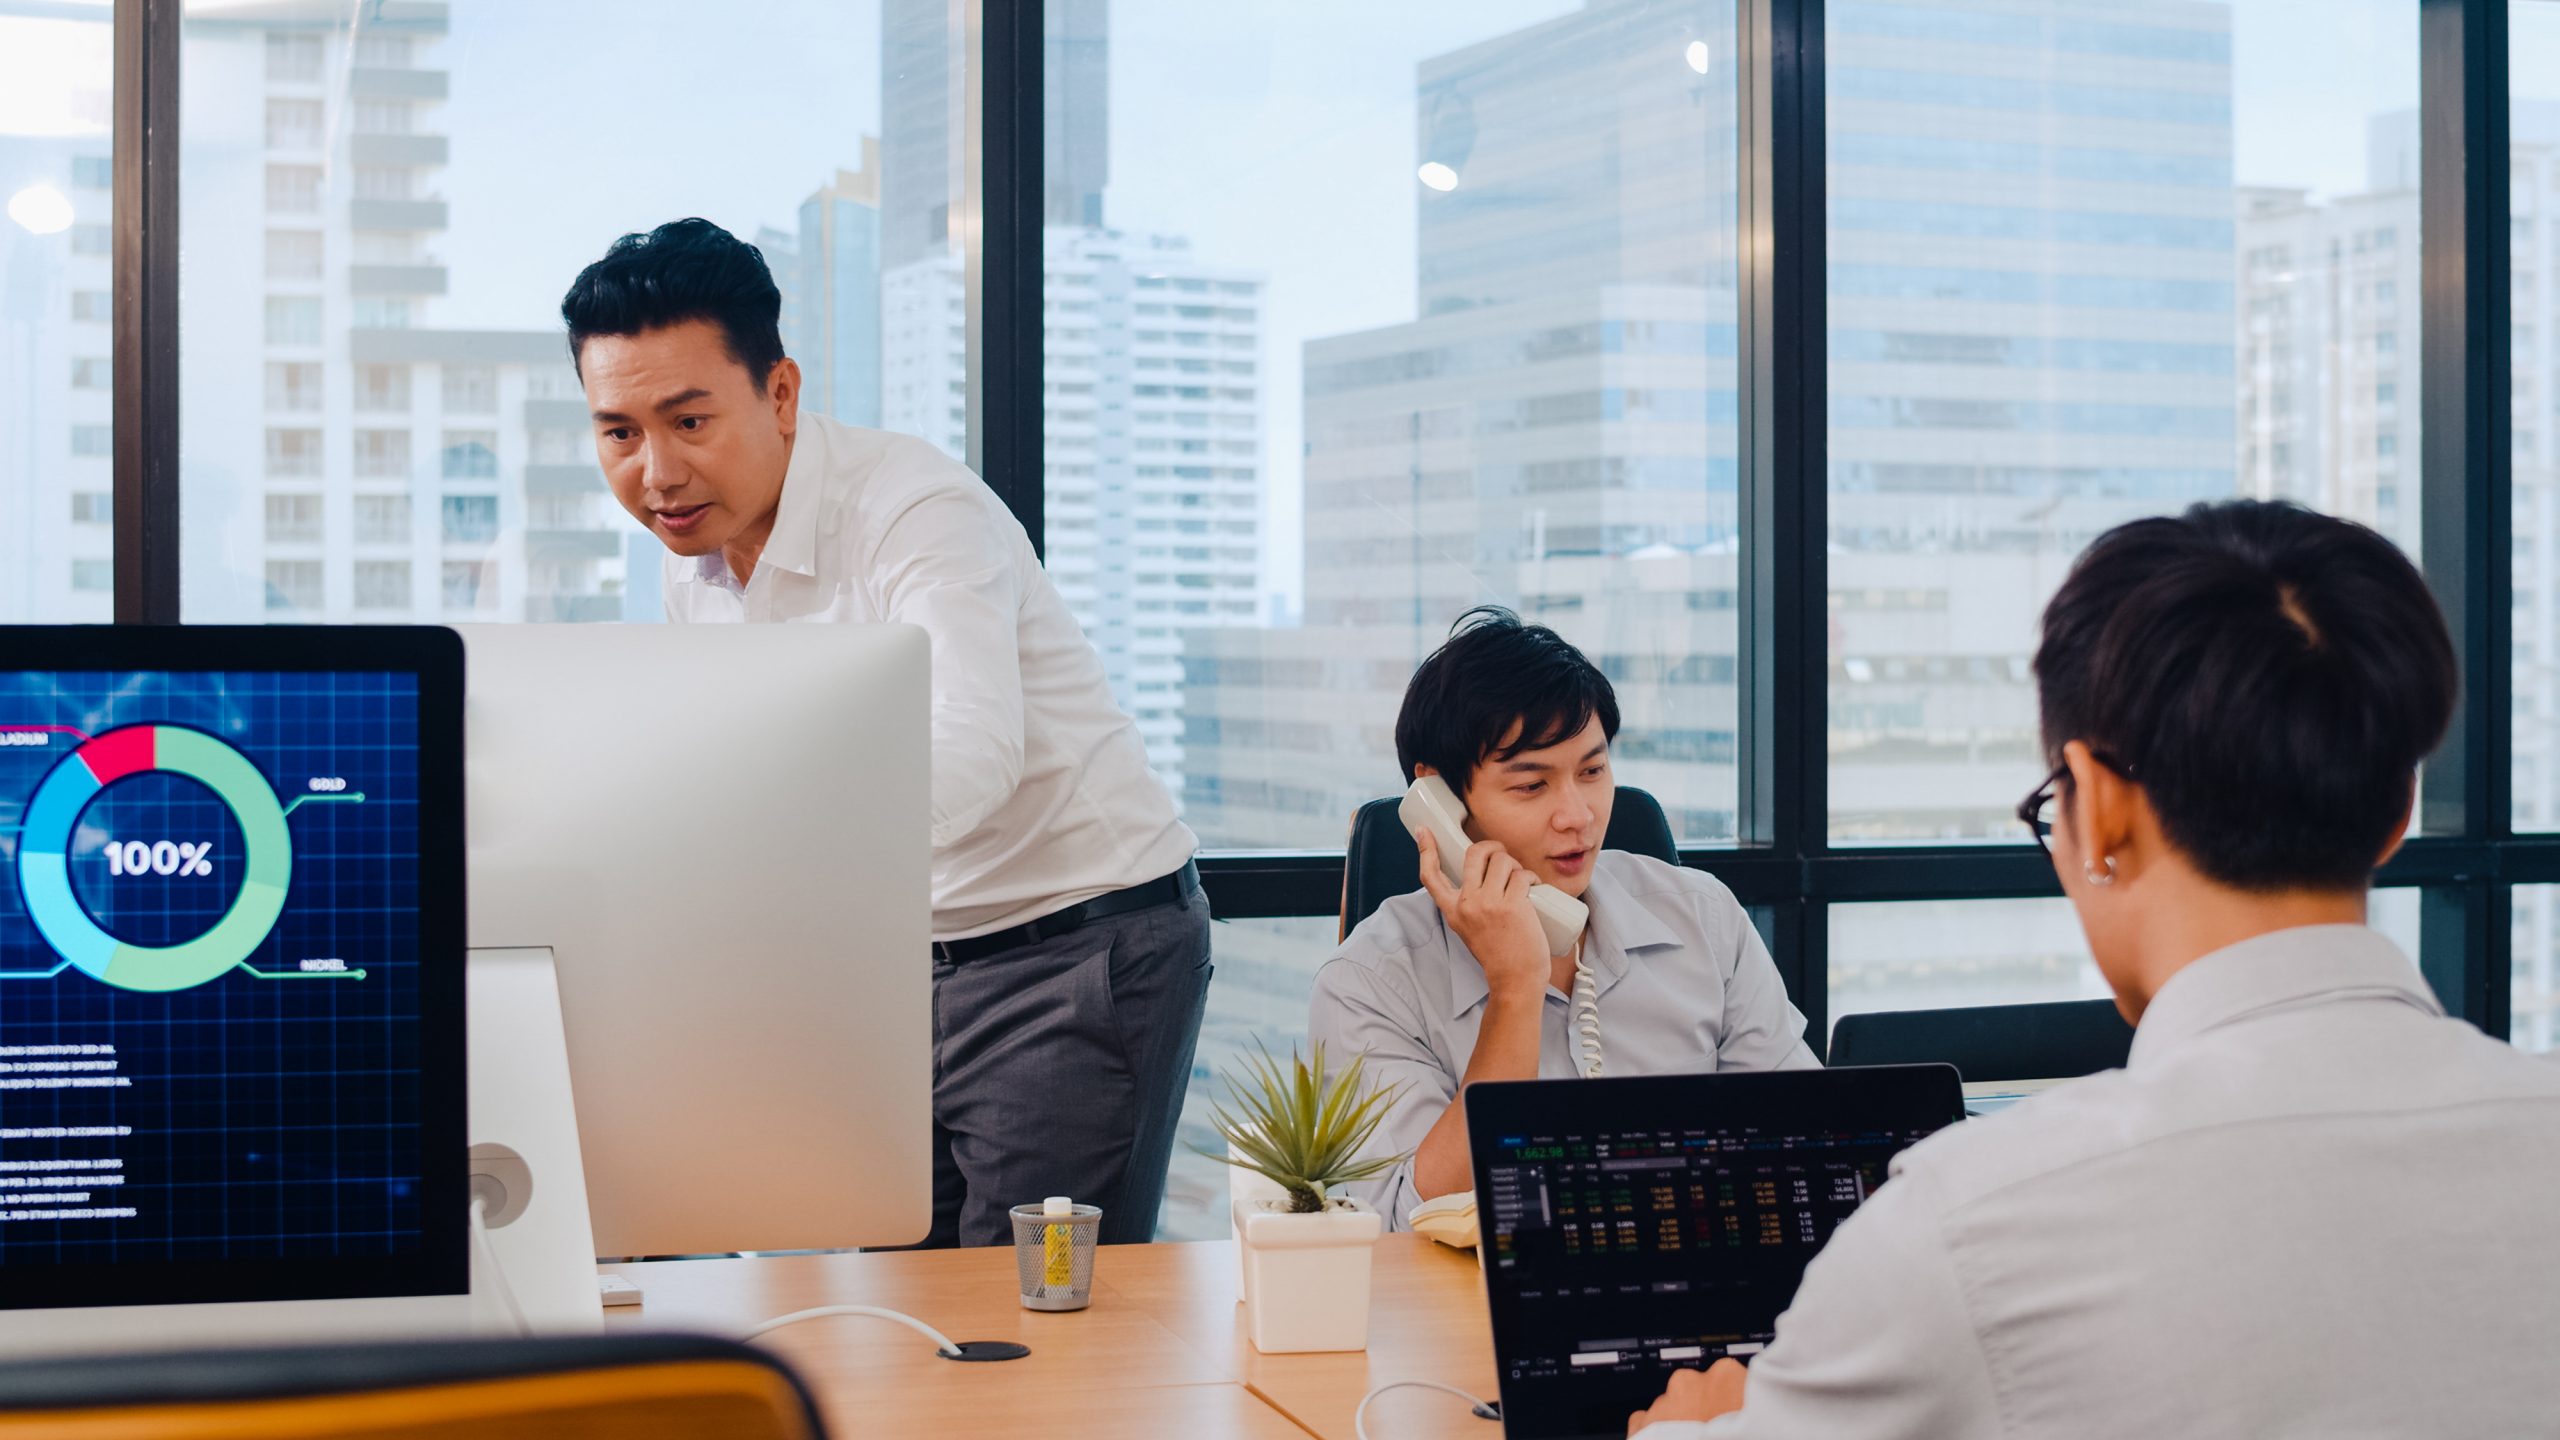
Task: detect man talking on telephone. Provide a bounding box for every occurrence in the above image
[1308,609,1815,1229]
[561,219,1209,1248]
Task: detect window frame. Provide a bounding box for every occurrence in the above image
[103,0,2525,1043]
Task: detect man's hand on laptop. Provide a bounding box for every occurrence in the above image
[1629,1359,1748,1434]
[1417,829,1553,998]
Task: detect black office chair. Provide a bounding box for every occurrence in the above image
[1339,785,1681,940]
[1826,997,2134,1082]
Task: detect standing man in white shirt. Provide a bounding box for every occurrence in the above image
[559,218,1210,1248]
[1630,501,2560,1437]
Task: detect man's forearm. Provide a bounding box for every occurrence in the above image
[1412,990,1544,1200]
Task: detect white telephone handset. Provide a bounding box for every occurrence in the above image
[1399,775,1589,960]
[1400,776,1605,1082]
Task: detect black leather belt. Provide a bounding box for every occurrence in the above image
[931,860,1199,964]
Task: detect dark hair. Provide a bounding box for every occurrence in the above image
[560,218,786,391]
[1395,607,1621,794]
[2033,499,2455,892]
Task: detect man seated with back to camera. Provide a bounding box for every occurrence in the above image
[1308,608,1815,1230]
[1628,500,2560,1438]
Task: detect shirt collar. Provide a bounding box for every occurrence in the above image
[2128,923,2443,1068]
[755,416,828,579]
[666,415,828,588]
[1443,853,1685,1020]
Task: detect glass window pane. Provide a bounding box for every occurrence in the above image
[1831,890,2424,1024]
[262,492,321,543]
[1,4,114,621]
[1163,915,1340,1240]
[1058,2,1744,850]
[2516,884,2560,1051]
[180,0,963,624]
[1826,0,2422,842]
[2514,3,2560,829]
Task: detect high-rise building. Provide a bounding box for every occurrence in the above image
[881,0,962,272]
[882,0,1109,270]
[2493,103,2558,1047]
[176,2,619,625]
[757,221,802,371]
[880,248,969,460]
[792,145,885,430]
[1044,0,1109,230]
[1043,227,1264,783]
[2235,183,2420,536]
[1183,0,2240,853]
[879,0,1262,791]
[0,132,116,622]
[2517,106,2560,838]
[879,225,1267,787]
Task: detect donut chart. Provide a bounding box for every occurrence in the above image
[15,725,294,993]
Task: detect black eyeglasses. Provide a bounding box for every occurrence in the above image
[2017,752,2134,856]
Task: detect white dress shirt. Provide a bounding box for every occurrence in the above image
[1644,924,2560,1440]
[1308,851,1818,1229]
[664,413,1195,940]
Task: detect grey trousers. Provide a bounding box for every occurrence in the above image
[920,876,1212,1248]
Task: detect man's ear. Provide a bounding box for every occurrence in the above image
[2060,740,2140,874]
[768,357,802,440]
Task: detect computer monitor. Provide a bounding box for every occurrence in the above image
[0,626,469,1354]
[458,624,931,1308]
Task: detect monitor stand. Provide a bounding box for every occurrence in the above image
[467,946,606,1333]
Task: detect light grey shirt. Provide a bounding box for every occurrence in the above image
[1308,851,1817,1229]
[1649,924,2560,1440]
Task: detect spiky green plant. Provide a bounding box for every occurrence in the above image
[1198,1041,1409,1215]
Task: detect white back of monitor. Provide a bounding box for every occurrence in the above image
[456,624,933,1258]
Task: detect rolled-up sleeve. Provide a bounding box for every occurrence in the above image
[1307,953,1458,1230]
[867,483,1028,848]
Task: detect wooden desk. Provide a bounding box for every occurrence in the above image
[1107,1235,1500,1440]
[599,1246,1301,1439]
[602,1235,1499,1440]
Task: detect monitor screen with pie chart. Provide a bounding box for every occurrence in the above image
[0,628,465,1314]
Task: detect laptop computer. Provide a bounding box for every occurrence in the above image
[1464,1065,1965,1440]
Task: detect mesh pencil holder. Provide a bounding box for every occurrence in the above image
[1010,1202,1102,1311]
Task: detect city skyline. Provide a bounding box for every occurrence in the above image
[0,0,2535,845]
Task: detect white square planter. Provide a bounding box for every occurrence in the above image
[1235,1197,1384,1354]
[1227,1144,1290,1304]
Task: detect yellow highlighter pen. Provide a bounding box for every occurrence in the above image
[1042,1195,1075,1291]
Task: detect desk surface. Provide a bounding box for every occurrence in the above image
[1107,1236,1500,1440]
[602,1234,1499,1440]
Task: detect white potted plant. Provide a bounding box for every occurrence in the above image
[1204,1042,1408,1354]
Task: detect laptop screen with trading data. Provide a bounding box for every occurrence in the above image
[1465,1066,1963,1440]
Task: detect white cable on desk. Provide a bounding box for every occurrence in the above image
[1354,1379,1501,1440]
[469,1195,530,1336]
[743,1304,965,1358]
